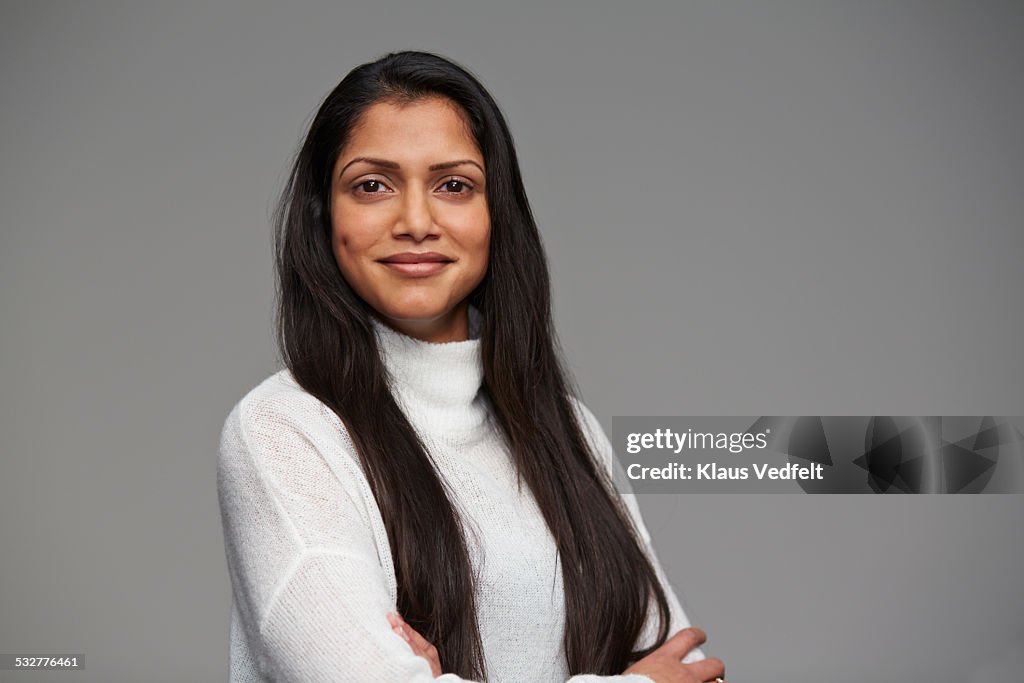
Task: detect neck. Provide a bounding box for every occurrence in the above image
[370,304,487,435]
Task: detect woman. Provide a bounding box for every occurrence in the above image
[217,50,727,683]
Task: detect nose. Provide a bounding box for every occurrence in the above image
[393,186,438,241]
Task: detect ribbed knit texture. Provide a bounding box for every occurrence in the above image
[217,308,703,682]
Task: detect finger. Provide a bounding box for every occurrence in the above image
[386,613,411,644]
[387,612,439,666]
[403,623,438,660]
[657,627,707,660]
[685,656,725,681]
[388,615,427,652]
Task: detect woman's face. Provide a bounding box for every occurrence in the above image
[330,96,490,343]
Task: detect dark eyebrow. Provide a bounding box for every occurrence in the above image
[338,157,484,177]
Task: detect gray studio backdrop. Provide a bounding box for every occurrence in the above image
[2,2,1022,682]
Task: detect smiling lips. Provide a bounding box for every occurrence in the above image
[377,251,454,277]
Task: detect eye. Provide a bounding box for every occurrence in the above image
[437,177,474,196]
[352,178,393,196]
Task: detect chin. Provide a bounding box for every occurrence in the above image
[375,298,456,324]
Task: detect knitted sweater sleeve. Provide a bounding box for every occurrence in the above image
[217,389,654,683]
[571,399,708,665]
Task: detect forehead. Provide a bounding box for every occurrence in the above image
[339,97,481,164]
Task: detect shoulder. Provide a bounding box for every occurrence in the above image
[567,395,600,436]
[221,368,313,429]
[567,395,614,475]
[216,370,385,553]
[219,369,351,465]
[568,397,653,544]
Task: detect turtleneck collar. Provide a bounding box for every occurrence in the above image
[370,305,488,435]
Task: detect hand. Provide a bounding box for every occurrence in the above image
[387,611,442,677]
[623,627,726,683]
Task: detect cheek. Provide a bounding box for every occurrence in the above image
[331,208,381,256]
[450,206,491,253]
[331,228,354,262]
[473,213,492,263]
[467,231,492,284]
[331,227,375,284]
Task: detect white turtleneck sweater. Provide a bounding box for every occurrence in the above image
[217,310,704,682]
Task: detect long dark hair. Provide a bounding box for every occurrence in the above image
[273,50,671,679]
